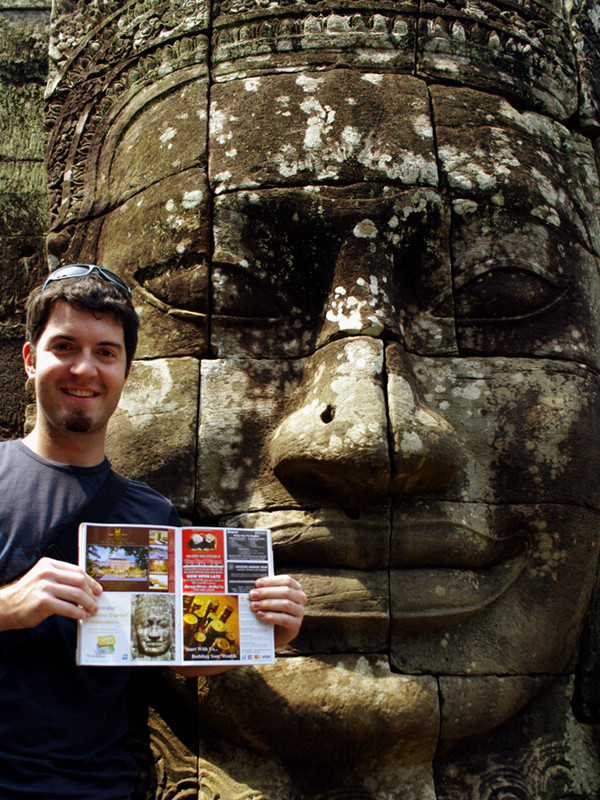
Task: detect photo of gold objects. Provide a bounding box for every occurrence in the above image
[182,595,240,661]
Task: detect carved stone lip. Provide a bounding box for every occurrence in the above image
[390,550,528,633]
[257,510,530,632]
[253,510,528,571]
[391,518,527,570]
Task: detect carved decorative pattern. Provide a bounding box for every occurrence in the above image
[211,0,577,119]
[198,762,266,800]
[435,739,589,800]
[46,0,209,228]
[150,709,199,799]
[211,7,417,74]
[417,0,577,119]
[49,0,208,80]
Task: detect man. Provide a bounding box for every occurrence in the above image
[0,264,306,799]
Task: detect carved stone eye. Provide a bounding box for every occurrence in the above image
[139,265,209,314]
[455,265,567,322]
[211,264,284,318]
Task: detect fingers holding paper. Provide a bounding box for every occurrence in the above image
[249,574,307,648]
[0,557,102,630]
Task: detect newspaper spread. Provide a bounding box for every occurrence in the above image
[76,523,275,667]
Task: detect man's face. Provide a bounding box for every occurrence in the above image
[136,608,173,657]
[23,301,128,441]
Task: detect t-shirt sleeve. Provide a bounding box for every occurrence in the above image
[109,479,182,526]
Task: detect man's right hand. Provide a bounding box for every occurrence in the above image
[0,557,103,631]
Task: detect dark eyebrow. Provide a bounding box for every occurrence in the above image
[46,333,124,351]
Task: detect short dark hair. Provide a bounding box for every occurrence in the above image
[25,271,139,369]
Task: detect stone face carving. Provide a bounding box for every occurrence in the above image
[131,593,176,661]
[43,0,600,797]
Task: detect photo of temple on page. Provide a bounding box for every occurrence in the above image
[76,524,275,667]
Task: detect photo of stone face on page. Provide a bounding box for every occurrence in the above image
[130,593,176,662]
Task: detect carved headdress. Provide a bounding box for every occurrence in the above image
[45,0,599,235]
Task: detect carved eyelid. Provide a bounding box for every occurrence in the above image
[212,260,288,317]
[453,260,568,322]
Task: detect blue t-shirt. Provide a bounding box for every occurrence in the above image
[0,440,180,799]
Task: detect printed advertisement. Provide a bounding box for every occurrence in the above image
[76,524,275,667]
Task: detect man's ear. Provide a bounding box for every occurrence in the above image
[23,342,36,380]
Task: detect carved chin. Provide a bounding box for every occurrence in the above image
[197,656,553,768]
[198,655,440,768]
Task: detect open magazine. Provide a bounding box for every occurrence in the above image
[76,523,275,667]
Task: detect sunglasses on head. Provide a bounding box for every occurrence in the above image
[41,264,132,297]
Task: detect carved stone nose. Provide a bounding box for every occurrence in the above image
[269,337,390,502]
[269,337,462,503]
[386,343,462,493]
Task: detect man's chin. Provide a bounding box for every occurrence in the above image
[64,414,92,433]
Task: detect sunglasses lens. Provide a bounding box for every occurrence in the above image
[42,264,131,296]
[49,265,89,280]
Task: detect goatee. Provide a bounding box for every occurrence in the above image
[65,414,92,433]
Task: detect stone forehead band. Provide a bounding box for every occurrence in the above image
[47,0,597,123]
[45,0,599,235]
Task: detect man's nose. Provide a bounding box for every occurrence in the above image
[69,350,98,378]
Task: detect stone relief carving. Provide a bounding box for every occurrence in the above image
[41,0,600,797]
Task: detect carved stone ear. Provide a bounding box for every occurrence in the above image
[572,576,600,724]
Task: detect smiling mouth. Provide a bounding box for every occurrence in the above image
[141,643,169,653]
[63,388,98,398]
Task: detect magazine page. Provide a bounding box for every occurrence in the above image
[181,527,274,664]
[77,523,178,666]
[76,524,275,667]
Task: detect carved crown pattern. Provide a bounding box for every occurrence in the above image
[45,0,599,228]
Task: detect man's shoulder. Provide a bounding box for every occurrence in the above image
[0,439,20,454]
[0,439,28,470]
[0,440,18,484]
[115,477,181,526]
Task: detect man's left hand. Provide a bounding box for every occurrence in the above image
[249,574,307,648]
